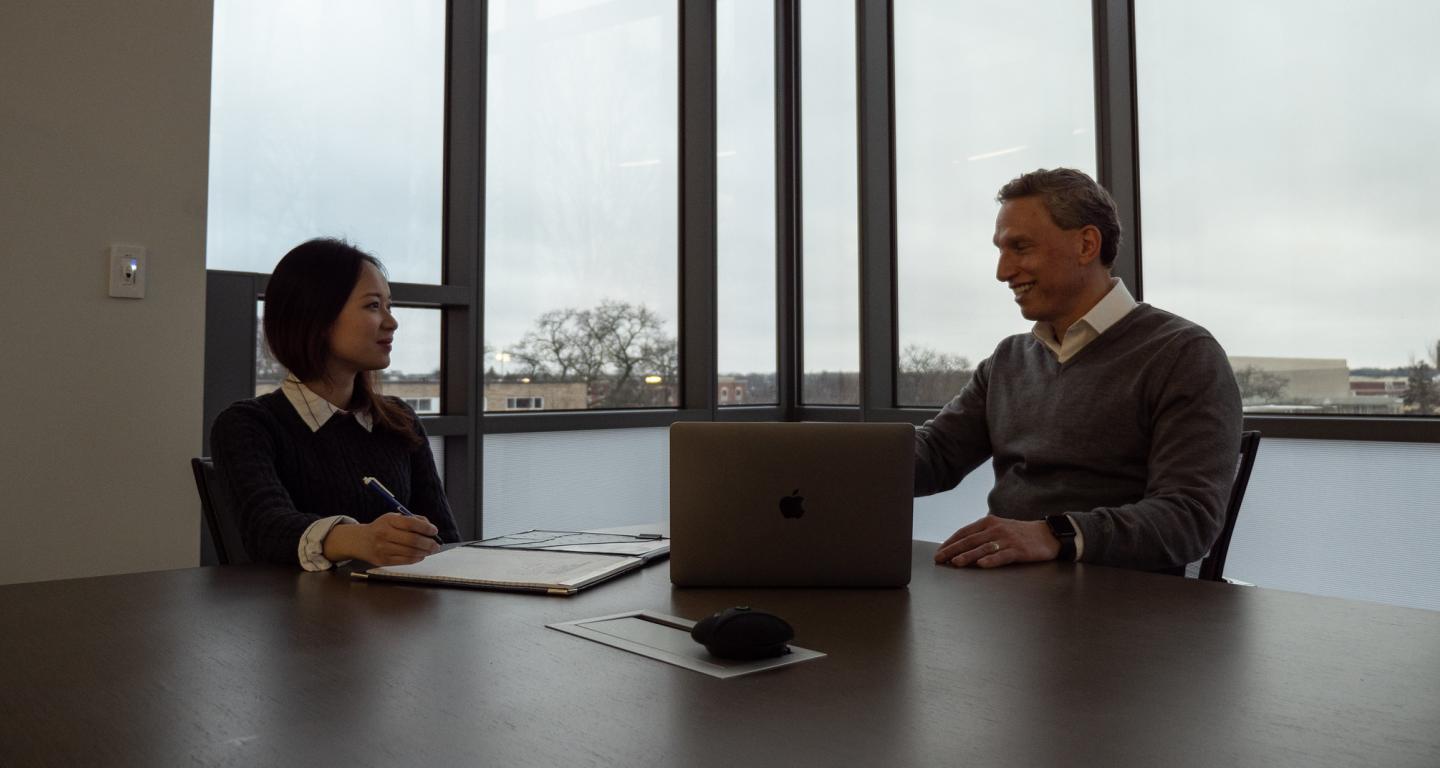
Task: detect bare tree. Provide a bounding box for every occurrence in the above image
[1234,365,1289,403]
[898,345,973,407]
[506,300,677,407]
[510,309,591,382]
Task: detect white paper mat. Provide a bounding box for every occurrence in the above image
[548,611,825,679]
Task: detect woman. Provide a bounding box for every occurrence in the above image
[211,238,459,569]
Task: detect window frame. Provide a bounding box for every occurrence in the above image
[477,0,788,432]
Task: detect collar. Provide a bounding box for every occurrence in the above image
[1032,277,1138,350]
[281,375,374,433]
[1077,276,1138,336]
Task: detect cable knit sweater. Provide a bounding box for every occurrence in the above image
[211,391,459,565]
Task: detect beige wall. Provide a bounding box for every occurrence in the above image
[0,1,213,584]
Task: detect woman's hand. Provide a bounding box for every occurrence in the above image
[323,512,441,565]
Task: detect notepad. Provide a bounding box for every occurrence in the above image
[470,529,670,561]
[353,546,644,595]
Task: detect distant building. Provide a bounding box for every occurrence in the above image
[1229,356,1405,414]
[718,376,747,405]
[383,379,444,414]
[485,381,588,411]
[1229,356,1350,403]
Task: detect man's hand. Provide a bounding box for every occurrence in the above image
[323,512,441,566]
[933,515,1060,569]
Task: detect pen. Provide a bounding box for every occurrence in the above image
[362,476,444,546]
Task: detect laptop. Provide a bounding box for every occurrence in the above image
[669,422,915,588]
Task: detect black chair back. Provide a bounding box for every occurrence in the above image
[1197,431,1262,582]
[191,457,251,565]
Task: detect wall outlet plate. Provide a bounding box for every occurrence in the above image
[109,244,146,299]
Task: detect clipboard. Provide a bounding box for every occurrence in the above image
[352,546,644,595]
[467,529,670,562]
[350,530,668,595]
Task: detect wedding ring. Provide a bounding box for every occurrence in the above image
[989,541,1001,554]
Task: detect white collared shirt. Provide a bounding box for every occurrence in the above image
[280,375,368,571]
[281,375,374,432]
[1031,277,1138,364]
[1027,278,1137,561]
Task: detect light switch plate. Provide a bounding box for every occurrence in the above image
[109,244,146,299]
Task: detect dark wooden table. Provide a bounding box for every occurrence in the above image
[3,543,1438,767]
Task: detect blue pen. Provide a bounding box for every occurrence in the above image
[363,476,444,546]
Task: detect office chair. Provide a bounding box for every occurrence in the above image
[1196,430,1262,582]
[190,457,251,565]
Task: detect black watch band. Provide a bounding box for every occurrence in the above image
[1045,514,1077,562]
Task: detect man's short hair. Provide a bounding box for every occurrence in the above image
[997,168,1122,267]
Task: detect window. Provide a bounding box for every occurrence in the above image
[1136,0,1440,417]
[799,0,860,405]
[893,0,1096,408]
[483,428,669,536]
[204,1,471,552]
[207,0,445,283]
[504,397,545,411]
[716,0,778,406]
[483,0,679,411]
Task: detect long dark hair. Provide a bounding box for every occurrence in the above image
[263,238,421,448]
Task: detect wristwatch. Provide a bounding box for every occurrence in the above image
[1044,514,1077,562]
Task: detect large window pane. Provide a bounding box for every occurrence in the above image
[800,0,859,405]
[894,0,1096,407]
[484,0,679,411]
[483,428,668,536]
[207,0,444,284]
[716,0,778,406]
[1137,1,1440,416]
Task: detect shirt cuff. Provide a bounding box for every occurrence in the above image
[298,515,358,572]
[1067,513,1085,561]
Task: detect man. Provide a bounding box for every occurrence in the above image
[916,168,1241,574]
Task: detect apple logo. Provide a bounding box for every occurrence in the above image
[779,489,805,519]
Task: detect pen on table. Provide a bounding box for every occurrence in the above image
[362,476,444,546]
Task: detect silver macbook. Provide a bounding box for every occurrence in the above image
[669,422,914,588]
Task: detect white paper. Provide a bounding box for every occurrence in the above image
[549,611,826,679]
[369,546,635,589]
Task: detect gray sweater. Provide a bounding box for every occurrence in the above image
[914,304,1242,571]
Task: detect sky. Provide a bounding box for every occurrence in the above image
[208,0,1440,378]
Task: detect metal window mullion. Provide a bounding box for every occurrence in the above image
[855,0,897,420]
[679,0,718,418]
[198,271,267,565]
[776,0,801,422]
[484,408,712,434]
[201,272,266,458]
[444,0,485,540]
[1093,0,1142,299]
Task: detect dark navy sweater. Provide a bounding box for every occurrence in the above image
[211,390,459,565]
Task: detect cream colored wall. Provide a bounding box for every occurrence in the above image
[0,1,213,584]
